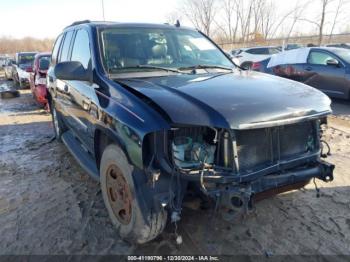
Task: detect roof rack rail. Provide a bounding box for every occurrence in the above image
[66,20,91,28]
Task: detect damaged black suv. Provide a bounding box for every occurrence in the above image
[47,20,334,244]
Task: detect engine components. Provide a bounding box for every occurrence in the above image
[172,135,216,169]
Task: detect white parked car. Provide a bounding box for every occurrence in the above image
[231,46,281,69]
[13,52,37,88]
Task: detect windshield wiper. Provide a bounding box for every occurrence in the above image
[178,64,234,72]
[110,65,184,74]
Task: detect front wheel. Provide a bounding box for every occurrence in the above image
[50,101,66,141]
[100,144,167,244]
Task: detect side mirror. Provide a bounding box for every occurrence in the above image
[54,61,91,81]
[326,59,339,67]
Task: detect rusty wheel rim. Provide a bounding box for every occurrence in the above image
[106,164,132,225]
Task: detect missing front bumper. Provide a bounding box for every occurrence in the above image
[212,160,334,215]
[178,160,334,200]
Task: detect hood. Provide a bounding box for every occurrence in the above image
[116,71,332,129]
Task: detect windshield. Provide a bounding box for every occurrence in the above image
[332,48,350,63]
[99,27,233,74]
[18,54,36,65]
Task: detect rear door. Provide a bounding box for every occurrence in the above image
[54,30,75,127]
[303,50,347,98]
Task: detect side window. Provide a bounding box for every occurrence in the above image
[269,48,280,54]
[59,31,74,62]
[308,51,337,65]
[71,29,91,69]
[51,34,63,65]
[247,48,267,55]
[259,48,270,55]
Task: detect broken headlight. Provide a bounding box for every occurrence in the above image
[170,127,217,169]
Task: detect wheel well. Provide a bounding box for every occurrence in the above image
[94,129,114,170]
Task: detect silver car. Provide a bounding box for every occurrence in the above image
[3,58,15,80]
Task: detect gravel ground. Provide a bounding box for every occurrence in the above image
[0,74,350,257]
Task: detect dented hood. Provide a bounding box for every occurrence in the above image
[117,70,332,129]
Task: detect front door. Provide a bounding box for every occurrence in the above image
[62,28,96,154]
[303,50,347,98]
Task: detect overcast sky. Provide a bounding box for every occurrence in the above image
[0,0,348,39]
[0,0,178,38]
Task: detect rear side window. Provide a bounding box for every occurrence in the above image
[59,31,74,62]
[51,34,63,65]
[71,29,91,69]
[268,48,280,54]
[308,51,337,65]
[245,49,255,54]
[246,48,268,55]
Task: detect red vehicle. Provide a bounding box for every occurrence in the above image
[29,52,51,108]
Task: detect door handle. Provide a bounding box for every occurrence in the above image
[64,85,69,92]
[305,66,313,71]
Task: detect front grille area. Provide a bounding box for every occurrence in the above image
[235,121,318,173]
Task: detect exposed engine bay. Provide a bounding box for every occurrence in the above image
[146,119,334,223]
[170,127,217,169]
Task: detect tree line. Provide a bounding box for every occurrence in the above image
[0,37,54,55]
[169,0,350,45]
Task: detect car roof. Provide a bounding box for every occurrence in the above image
[35,52,51,58]
[64,20,195,31]
[312,47,347,52]
[17,52,37,55]
[266,47,348,68]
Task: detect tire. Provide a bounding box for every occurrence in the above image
[100,144,167,244]
[50,101,66,141]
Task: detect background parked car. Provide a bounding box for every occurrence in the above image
[325,43,350,49]
[29,52,51,108]
[284,43,303,51]
[232,46,281,69]
[230,48,240,56]
[3,57,15,80]
[0,55,8,67]
[252,47,350,99]
[13,52,37,88]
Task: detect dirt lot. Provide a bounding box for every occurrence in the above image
[1,73,350,257]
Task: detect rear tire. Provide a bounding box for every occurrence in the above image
[100,144,167,244]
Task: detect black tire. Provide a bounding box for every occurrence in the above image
[100,144,167,244]
[50,101,66,141]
